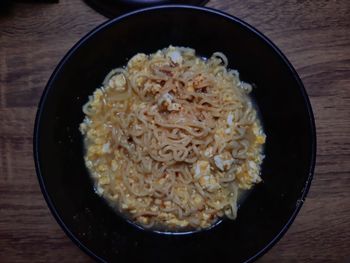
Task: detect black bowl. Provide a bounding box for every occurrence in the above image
[34,5,316,263]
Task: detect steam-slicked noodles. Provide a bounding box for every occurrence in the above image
[80,46,266,230]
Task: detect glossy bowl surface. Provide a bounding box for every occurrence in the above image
[34,5,316,263]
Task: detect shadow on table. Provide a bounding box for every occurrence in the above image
[0,0,59,16]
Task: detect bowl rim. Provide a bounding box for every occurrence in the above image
[33,4,317,263]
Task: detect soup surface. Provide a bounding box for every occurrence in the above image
[80,46,266,230]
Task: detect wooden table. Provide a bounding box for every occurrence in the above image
[0,0,349,262]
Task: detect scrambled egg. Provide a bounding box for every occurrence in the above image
[107,74,126,91]
[193,160,221,192]
[214,152,234,171]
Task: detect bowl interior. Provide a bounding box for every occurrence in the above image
[35,6,315,263]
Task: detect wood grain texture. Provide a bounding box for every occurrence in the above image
[0,0,349,262]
